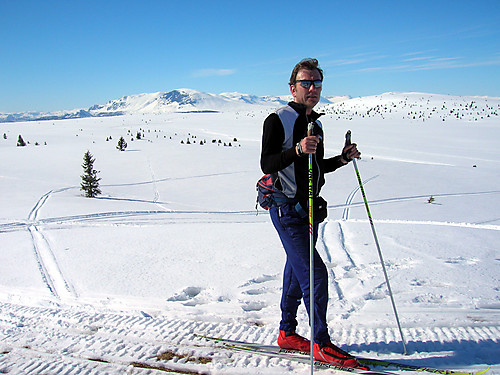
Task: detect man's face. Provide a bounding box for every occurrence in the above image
[290,68,322,112]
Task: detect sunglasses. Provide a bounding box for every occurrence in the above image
[295,79,322,89]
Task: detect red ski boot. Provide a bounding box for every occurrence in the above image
[277,330,311,353]
[313,342,369,370]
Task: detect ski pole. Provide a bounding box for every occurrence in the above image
[307,122,315,373]
[345,130,408,355]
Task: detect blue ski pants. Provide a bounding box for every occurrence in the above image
[270,203,330,345]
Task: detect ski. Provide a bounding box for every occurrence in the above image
[225,343,391,374]
[357,358,490,375]
[196,335,490,375]
[196,334,393,374]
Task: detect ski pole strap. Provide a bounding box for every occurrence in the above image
[295,202,308,218]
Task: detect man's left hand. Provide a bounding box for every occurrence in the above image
[341,144,361,164]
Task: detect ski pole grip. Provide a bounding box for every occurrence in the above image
[345,130,352,147]
[307,122,314,137]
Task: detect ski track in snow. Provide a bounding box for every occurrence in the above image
[0,301,498,374]
[317,221,376,321]
[28,225,78,301]
[147,157,161,206]
[3,186,500,234]
[340,178,500,224]
[342,175,379,221]
[25,189,79,302]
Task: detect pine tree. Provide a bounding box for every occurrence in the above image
[80,150,101,198]
[17,135,26,147]
[116,136,127,151]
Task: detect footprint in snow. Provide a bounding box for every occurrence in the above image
[243,288,267,296]
[241,301,268,312]
[239,274,278,288]
[167,286,203,302]
[443,256,479,265]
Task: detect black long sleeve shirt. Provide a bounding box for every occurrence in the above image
[260,102,345,204]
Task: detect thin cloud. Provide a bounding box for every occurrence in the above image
[402,56,462,68]
[402,56,437,62]
[192,68,236,77]
[331,58,368,66]
[401,49,438,57]
[324,53,388,67]
[354,55,500,74]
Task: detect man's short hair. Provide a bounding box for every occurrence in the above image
[289,58,324,86]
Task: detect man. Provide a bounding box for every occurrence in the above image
[260,58,366,369]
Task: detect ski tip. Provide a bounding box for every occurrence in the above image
[194,333,219,341]
[457,367,491,375]
[474,367,491,375]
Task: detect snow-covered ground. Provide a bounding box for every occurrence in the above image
[0,93,499,374]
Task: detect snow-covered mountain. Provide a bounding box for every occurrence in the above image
[88,89,280,115]
[0,89,351,123]
[2,89,499,124]
[0,89,289,122]
[219,92,289,106]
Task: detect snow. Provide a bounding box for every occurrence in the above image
[0,92,499,374]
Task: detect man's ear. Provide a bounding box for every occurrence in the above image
[290,84,296,99]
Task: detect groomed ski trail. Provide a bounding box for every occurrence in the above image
[1,302,497,374]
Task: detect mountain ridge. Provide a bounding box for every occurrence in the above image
[1,89,289,123]
[1,89,499,123]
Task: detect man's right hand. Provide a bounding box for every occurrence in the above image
[297,135,320,155]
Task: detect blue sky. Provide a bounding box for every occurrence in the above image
[1,0,499,112]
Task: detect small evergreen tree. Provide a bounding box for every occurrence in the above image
[116,136,127,151]
[80,150,101,198]
[17,135,26,147]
